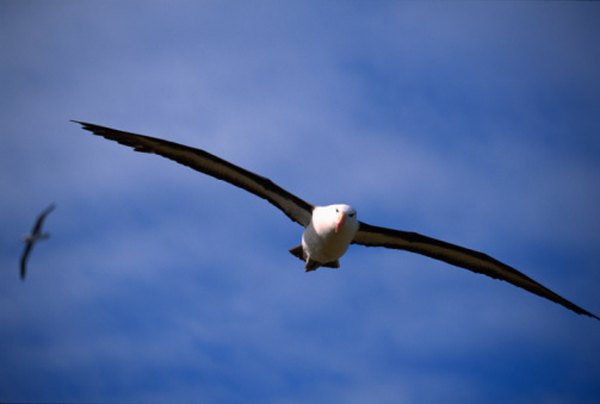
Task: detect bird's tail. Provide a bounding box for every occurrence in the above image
[289,245,340,270]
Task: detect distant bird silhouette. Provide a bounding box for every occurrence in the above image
[20,203,55,280]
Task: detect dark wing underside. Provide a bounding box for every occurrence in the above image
[20,242,33,280]
[32,203,56,234]
[73,121,314,227]
[353,221,598,320]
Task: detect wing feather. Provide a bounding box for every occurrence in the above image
[353,221,598,320]
[73,121,314,226]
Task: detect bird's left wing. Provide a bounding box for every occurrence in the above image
[353,221,598,320]
[73,121,314,226]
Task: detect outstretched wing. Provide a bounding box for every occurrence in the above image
[353,221,598,320]
[20,242,33,280]
[32,203,56,234]
[73,121,314,227]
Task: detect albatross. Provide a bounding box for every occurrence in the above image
[73,121,598,320]
[20,203,55,280]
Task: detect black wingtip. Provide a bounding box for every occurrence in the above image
[574,309,599,321]
[71,120,93,129]
[559,297,599,321]
[72,120,103,130]
[72,120,113,139]
[20,253,27,281]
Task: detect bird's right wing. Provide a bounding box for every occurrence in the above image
[73,121,314,227]
[32,203,56,234]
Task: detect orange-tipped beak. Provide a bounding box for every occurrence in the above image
[335,212,345,233]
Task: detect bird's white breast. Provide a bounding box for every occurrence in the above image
[301,205,358,264]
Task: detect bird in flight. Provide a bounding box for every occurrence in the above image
[73,121,598,320]
[20,203,56,280]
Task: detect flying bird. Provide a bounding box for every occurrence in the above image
[73,120,598,320]
[20,203,56,280]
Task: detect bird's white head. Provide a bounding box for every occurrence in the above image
[312,204,358,236]
[333,204,357,233]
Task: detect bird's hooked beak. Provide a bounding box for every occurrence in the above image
[335,212,345,233]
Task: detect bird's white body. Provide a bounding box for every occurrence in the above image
[301,204,359,267]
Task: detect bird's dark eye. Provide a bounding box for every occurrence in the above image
[335,208,339,213]
[349,213,355,217]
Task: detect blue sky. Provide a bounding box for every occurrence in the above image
[1,1,599,402]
